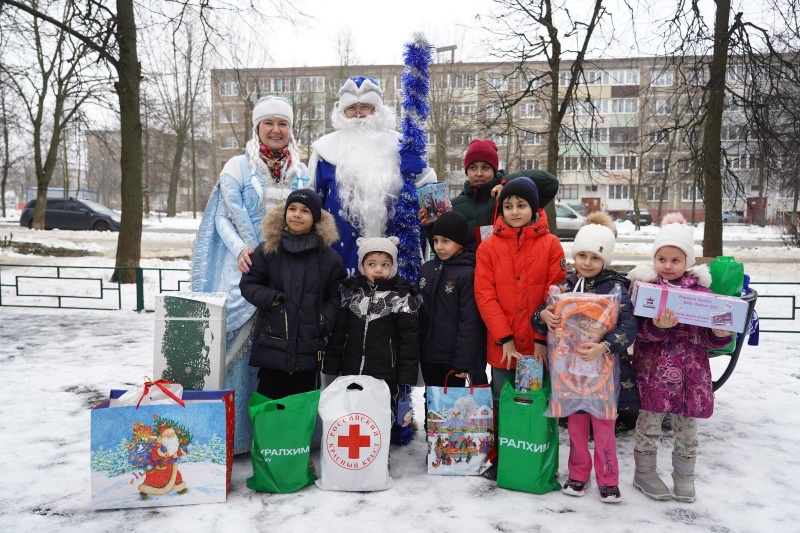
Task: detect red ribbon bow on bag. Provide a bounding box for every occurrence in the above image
[136,377,186,409]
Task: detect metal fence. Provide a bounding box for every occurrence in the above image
[0,263,190,312]
[1,263,799,334]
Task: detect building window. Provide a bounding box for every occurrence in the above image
[426,131,436,145]
[451,101,477,115]
[647,158,669,173]
[520,73,541,91]
[649,130,670,145]
[519,101,541,118]
[652,70,674,86]
[486,103,503,119]
[571,98,610,116]
[520,131,541,145]
[273,77,292,92]
[688,67,709,86]
[563,128,609,143]
[650,99,672,115]
[560,184,579,199]
[611,98,639,114]
[684,99,702,115]
[646,186,669,202]
[602,69,640,85]
[521,159,540,170]
[728,154,757,170]
[220,135,239,149]
[218,81,238,96]
[296,76,325,92]
[490,133,507,147]
[726,64,748,84]
[608,184,629,199]
[300,104,326,121]
[609,155,637,170]
[487,75,508,91]
[452,73,477,89]
[557,157,581,171]
[219,108,240,123]
[721,125,744,141]
[450,131,470,145]
[682,185,701,201]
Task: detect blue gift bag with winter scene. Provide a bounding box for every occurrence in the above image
[90,389,234,510]
[426,376,493,476]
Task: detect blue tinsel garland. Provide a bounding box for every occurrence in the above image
[394,34,433,285]
[392,35,433,446]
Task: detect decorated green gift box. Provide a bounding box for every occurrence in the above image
[153,292,227,390]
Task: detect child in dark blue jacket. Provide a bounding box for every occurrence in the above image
[532,211,637,503]
[417,211,487,390]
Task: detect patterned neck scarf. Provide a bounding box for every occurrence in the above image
[258,142,292,183]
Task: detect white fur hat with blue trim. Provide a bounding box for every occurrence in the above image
[337,76,384,112]
[252,95,293,128]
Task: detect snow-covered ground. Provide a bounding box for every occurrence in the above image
[1,213,800,532]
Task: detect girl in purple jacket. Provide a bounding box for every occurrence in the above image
[627,213,733,504]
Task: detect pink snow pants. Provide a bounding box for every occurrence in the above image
[566,412,619,486]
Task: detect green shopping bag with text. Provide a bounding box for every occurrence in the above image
[247,390,319,493]
[709,256,745,354]
[497,381,560,494]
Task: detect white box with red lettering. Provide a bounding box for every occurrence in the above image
[630,281,749,333]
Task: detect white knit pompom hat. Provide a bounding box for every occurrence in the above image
[652,212,696,267]
[357,236,399,277]
[572,211,617,267]
[252,95,293,128]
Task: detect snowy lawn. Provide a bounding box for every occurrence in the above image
[0,305,799,532]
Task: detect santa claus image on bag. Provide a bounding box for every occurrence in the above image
[138,419,191,500]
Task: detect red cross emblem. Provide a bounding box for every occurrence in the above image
[325,413,382,470]
[338,424,370,459]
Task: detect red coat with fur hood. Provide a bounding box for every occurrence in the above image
[474,209,566,370]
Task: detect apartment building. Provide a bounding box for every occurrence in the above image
[211,57,786,222]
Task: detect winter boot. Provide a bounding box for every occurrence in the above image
[633,450,671,501]
[672,453,696,503]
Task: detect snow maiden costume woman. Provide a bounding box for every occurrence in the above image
[191,95,310,453]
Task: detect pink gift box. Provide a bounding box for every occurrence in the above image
[630,281,749,333]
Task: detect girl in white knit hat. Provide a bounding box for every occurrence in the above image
[532,211,637,503]
[626,213,733,503]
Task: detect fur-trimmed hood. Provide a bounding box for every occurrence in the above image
[627,262,711,288]
[259,204,340,254]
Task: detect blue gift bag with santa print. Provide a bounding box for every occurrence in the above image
[90,388,233,510]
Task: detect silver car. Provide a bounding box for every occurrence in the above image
[555,202,587,239]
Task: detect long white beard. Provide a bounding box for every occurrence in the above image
[162,435,180,456]
[331,106,402,237]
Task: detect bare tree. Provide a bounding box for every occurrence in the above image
[485,0,610,232]
[0,2,102,229]
[145,11,210,217]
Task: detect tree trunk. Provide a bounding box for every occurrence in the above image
[701,0,732,257]
[166,129,186,217]
[112,0,143,284]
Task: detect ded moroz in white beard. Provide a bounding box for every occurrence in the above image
[162,434,180,456]
[330,105,403,238]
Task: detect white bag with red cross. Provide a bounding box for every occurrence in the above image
[315,375,393,491]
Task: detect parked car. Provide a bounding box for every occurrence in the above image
[555,202,587,239]
[722,210,744,223]
[19,198,120,231]
[564,202,586,217]
[625,208,653,226]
